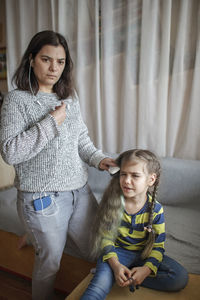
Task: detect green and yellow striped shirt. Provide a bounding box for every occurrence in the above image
[101,194,165,275]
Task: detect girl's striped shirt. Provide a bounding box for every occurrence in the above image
[101,194,165,275]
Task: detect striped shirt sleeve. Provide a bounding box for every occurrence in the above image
[101,233,119,262]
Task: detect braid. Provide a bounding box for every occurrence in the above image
[141,174,161,260]
[148,175,159,225]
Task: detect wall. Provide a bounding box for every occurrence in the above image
[0,0,15,189]
[0,0,8,93]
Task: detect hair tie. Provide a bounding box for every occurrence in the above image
[144,225,153,233]
[128,278,139,293]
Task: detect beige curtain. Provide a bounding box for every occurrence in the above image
[2,0,200,187]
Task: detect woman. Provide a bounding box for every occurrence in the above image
[0,30,115,300]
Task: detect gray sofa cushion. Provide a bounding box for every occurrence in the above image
[164,205,200,274]
[158,157,200,205]
[0,187,23,234]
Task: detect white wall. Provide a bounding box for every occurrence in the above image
[0,0,8,93]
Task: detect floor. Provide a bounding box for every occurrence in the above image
[66,273,200,300]
[0,269,67,300]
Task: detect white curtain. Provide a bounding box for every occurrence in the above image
[4,0,200,161]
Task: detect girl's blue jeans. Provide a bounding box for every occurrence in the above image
[80,247,188,300]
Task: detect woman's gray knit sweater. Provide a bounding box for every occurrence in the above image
[0,90,105,192]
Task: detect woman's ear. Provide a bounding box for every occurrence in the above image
[148,173,157,187]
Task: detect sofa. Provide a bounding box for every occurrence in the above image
[0,156,200,297]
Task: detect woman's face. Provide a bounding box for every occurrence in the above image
[31,44,66,93]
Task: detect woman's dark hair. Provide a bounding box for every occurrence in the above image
[12,30,74,99]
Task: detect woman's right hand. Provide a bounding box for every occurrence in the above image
[50,102,66,126]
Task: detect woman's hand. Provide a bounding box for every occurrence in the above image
[99,157,117,171]
[50,102,66,126]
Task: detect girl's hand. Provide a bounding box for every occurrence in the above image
[99,157,117,171]
[129,266,152,286]
[108,257,132,287]
[50,102,66,126]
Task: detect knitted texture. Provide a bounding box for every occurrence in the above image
[0,90,105,192]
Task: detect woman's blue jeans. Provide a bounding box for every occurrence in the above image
[17,184,98,300]
[80,247,188,300]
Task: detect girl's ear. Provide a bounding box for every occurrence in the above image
[148,173,157,187]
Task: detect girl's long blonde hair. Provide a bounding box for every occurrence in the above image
[91,149,161,260]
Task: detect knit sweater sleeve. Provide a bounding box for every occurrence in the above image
[0,92,59,165]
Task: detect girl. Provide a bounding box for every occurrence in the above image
[0,30,115,300]
[80,149,188,300]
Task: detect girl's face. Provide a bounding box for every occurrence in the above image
[119,159,156,201]
[31,44,66,93]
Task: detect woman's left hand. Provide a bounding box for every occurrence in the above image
[99,157,117,171]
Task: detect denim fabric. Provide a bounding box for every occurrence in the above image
[17,184,98,300]
[80,247,188,300]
